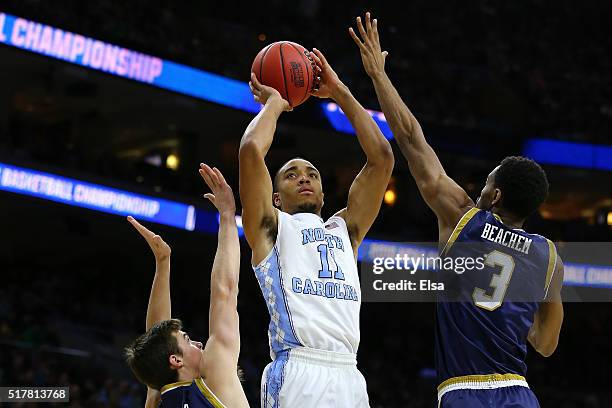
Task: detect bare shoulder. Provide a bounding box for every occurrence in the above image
[205,376,249,408]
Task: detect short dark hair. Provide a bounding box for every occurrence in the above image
[125,319,182,390]
[494,156,549,218]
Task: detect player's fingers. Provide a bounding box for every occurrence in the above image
[253,73,265,90]
[250,74,264,92]
[310,51,323,69]
[212,167,228,186]
[356,16,368,43]
[203,193,215,203]
[202,164,220,187]
[312,48,329,67]
[382,51,389,59]
[312,76,321,93]
[209,167,222,186]
[249,81,261,97]
[348,27,366,50]
[198,166,215,189]
[365,12,373,36]
[127,216,154,239]
[373,18,380,39]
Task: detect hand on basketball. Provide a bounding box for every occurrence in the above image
[310,48,344,100]
[199,163,236,216]
[127,216,171,263]
[349,12,388,79]
[249,73,292,112]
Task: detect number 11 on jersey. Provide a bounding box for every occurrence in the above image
[317,244,345,280]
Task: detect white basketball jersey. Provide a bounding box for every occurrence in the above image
[253,210,361,357]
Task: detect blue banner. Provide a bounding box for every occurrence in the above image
[524,138,612,171]
[322,102,394,140]
[0,12,261,114]
[0,162,195,230]
[0,12,398,135]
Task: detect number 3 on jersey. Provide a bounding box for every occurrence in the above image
[473,250,515,311]
[317,244,345,280]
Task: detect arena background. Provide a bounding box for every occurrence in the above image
[1,1,611,407]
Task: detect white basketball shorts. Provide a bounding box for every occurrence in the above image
[261,347,369,408]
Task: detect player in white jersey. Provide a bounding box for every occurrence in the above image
[239,47,394,407]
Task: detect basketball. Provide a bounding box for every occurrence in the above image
[251,41,317,108]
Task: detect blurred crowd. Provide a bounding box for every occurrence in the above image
[3,0,611,142]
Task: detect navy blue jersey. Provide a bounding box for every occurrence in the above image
[159,378,225,408]
[435,208,557,384]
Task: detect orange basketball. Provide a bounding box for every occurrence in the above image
[251,41,317,108]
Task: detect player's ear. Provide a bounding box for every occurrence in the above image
[169,354,183,369]
[491,188,502,208]
[273,192,282,208]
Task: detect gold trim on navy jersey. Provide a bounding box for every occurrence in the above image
[159,378,227,408]
[544,239,557,297]
[442,207,480,256]
[160,380,192,394]
[194,378,227,408]
[437,373,527,392]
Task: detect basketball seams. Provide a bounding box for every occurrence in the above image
[278,42,291,105]
[254,41,312,108]
[258,43,273,84]
[287,42,311,106]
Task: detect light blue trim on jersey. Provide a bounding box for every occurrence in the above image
[254,247,301,354]
[262,350,289,408]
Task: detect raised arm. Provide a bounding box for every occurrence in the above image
[350,13,474,239]
[310,48,394,251]
[528,255,564,357]
[239,74,291,264]
[127,215,172,408]
[198,165,249,407]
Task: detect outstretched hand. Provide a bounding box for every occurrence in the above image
[199,163,236,216]
[127,216,171,262]
[249,73,292,112]
[349,12,388,79]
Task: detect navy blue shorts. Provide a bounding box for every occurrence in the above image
[439,386,540,408]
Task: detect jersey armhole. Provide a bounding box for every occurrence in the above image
[194,378,227,408]
[252,208,283,269]
[543,239,558,299]
[440,207,480,256]
[327,214,349,230]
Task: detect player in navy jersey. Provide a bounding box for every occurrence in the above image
[350,12,564,407]
[124,164,249,408]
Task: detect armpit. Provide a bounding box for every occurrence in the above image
[261,214,278,243]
